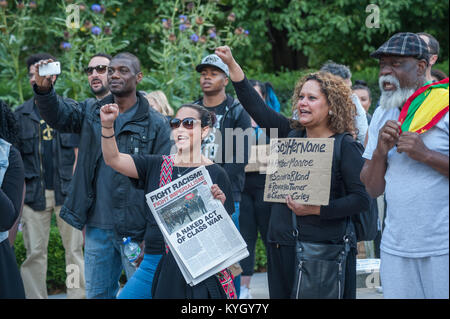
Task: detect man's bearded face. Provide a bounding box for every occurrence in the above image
[378,74,416,110]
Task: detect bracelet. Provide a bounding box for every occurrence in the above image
[102,125,113,129]
[101,133,115,139]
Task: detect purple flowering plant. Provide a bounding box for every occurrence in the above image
[91,4,102,13]
[146,0,250,108]
[91,26,102,35]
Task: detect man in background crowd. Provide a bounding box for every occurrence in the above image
[193,54,252,297]
[417,32,440,84]
[15,53,85,299]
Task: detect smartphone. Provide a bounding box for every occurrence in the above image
[39,61,61,76]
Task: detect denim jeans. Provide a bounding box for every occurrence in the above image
[117,253,162,299]
[232,201,241,297]
[84,226,136,299]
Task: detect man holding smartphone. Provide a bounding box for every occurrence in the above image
[32,52,172,299]
[15,53,85,299]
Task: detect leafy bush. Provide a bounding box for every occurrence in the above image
[246,68,312,117]
[0,0,128,108]
[143,0,250,108]
[254,233,267,272]
[14,214,67,293]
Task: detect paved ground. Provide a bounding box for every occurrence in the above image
[48,272,383,299]
[248,272,383,299]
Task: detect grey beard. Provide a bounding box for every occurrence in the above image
[379,87,416,110]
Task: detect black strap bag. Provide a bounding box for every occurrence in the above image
[290,212,351,299]
[335,133,378,242]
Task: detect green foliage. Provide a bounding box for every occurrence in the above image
[0,2,35,106]
[0,0,129,108]
[51,0,129,102]
[14,215,67,293]
[142,0,250,108]
[0,0,448,109]
[254,233,267,272]
[246,68,313,117]
[227,0,449,71]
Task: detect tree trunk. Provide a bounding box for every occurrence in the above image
[267,21,309,71]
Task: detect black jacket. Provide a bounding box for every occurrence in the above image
[15,98,79,211]
[194,94,251,202]
[33,87,173,241]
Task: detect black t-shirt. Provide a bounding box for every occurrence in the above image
[131,154,235,254]
[198,99,227,162]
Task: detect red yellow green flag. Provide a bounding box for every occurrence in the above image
[398,78,449,134]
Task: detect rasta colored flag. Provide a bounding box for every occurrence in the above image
[398,78,449,134]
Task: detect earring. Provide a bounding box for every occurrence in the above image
[328,110,333,116]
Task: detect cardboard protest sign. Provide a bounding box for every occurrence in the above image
[263,138,334,205]
[245,144,270,173]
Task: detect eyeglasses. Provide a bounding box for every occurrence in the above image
[169,117,200,130]
[84,65,108,75]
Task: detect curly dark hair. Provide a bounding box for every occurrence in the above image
[290,72,356,137]
[0,100,19,146]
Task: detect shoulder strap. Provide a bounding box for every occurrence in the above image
[159,155,175,255]
[333,133,352,167]
[159,155,174,187]
[333,133,357,243]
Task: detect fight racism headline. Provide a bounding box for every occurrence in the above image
[150,170,205,207]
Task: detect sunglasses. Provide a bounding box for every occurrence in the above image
[84,65,108,75]
[169,117,200,130]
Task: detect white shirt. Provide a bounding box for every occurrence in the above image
[351,94,368,145]
[363,106,449,257]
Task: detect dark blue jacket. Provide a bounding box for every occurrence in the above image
[33,88,173,241]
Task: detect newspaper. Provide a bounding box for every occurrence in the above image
[145,166,249,286]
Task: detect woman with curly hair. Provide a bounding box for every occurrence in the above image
[0,100,26,298]
[215,46,370,299]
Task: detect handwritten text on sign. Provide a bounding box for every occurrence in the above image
[263,138,334,205]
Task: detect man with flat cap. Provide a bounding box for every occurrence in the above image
[360,32,449,299]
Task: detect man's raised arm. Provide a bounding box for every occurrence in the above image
[33,59,84,134]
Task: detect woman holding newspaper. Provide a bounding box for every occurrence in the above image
[215,46,370,299]
[100,102,236,299]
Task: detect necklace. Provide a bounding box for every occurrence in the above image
[175,166,192,178]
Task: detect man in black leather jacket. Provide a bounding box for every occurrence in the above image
[15,53,84,299]
[32,52,172,298]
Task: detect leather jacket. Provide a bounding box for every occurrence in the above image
[33,88,173,241]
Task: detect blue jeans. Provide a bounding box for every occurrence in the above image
[117,254,162,299]
[84,226,136,299]
[232,201,241,297]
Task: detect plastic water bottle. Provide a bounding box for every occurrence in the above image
[122,237,141,267]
